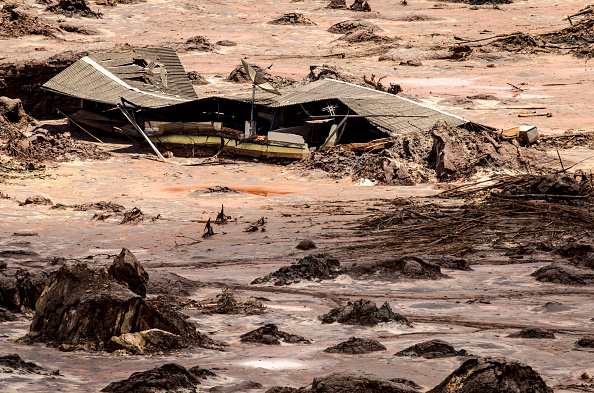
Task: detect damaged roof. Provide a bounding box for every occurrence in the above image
[43,46,196,108]
[224,79,470,135]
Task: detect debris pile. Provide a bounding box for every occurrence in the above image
[508,328,556,339]
[227,63,295,88]
[0,4,55,38]
[306,64,359,84]
[328,20,381,34]
[395,339,467,359]
[187,71,208,85]
[269,13,317,26]
[200,288,266,315]
[576,336,594,348]
[101,363,214,393]
[46,0,102,18]
[324,337,387,354]
[22,259,222,352]
[319,299,412,326]
[347,256,446,280]
[267,373,420,393]
[0,354,59,376]
[251,254,342,286]
[182,35,216,52]
[240,323,311,345]
[427,357,553,393]
[327,0,347,9]
[340,28,394,44]
[119,207,160,224]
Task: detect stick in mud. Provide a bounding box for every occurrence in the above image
[203,218,215,238]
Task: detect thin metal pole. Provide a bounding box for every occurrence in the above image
[117,103,166,162]
[250,82,256,135]
[57,109,104,144]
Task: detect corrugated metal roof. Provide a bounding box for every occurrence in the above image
[43,46,196,108]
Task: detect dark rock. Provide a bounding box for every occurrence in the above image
[556,242,593,259]
[396,339,466,359]
[187,71,208,85]
[251,254,341,286]
[427,357,553,393]
[0,306,17,321]
[350,0,371,12]
[20,195,53,206]
[320,299,412,327]
[296,239,317,250]
[348,257,446,280]
[576,337,594,348]
[0,261,6,270]
[46,0,101,18]
[0,268,47,312]
[531,263,594,285]
[240,323,310,345]
[269,13,316,26]
[200,288,265,315]
[432,256,472,271]
[327,0,347,9]
[216,40,237,47]
[328,19,380,34]
[108,248,149,297]
[210,381,263,393]
[183,35,216,52]
[24,263,221,351]
[508,328,555,339]
[324,337,386,354]
[0,354,59,375]
[101,363,200,393]
[271,373,420,393]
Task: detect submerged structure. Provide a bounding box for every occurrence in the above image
[43,46,487,160]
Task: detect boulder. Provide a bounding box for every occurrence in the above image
[240,323,310,345]
[101,363,200,393]
[24,263,221,351]
[267,373,419,393]
[108,248,149,297]
[395,339,466,359]
[252,254,341,286]
[576,336,594,348]
[296,239,317,250]
[320,299,412,327]
[427,357,553,393]
[324,337,386,354]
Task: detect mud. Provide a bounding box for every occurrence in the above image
[395,339,467,359]
[0,354,59,376]
[347,256,446,280]
[508,328,556,339]
[0,4,55,38]
[320,299,412,327]
[324,337,387,354]
[240,323,311,345]
[251,254,341,286]
[428,357,553,393]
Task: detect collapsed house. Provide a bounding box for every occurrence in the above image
[42,46,490,160]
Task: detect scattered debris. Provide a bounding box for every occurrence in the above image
[508,328,556,339]
[296,239,317,250]
[187,71,209,85]
[59,23,97,35]
[0,354,59,375]
[306,64,359,84]
[0,4,55,38]
[46,0,102,18]
[427,357,553,393]
[320,299,412,327]
[269,13,316,26]
[200,288,266,315]
[347,256,447,280]
[240,323,311,345]
[101,363,211,393]
[227,63,295,88]
[251,254,341,286]
[244,217,266,233]
[395,339,467,359]
[324,337,387,354]
[120,207,145,224]
[327,0,347,9]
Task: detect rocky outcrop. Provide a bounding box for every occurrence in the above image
[395,339,467,359]
[0,354,59,375]
[320,299,412,327]
[347,257,446,280]
[266,373,420,393]
[427,357,553,393]
[101,363,210,393]
[0,268,47,312]
[23,263,221,352]
[240,323,310,345]
[252,254,342,286]
[108,248,149,297]
[324,337,386,354]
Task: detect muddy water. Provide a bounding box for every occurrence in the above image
[1,155,593,392]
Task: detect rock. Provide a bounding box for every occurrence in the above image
[209,381,263,393]
[531,263,594,285]
[216,40,237,47]
[20,195,53,206]
[296,239,317,250]
[0,268,47,312]
[0,96,28,124]
[0,354,59,375]
[396,339,467,359]
[576,337,594,348]
[0,261,6,270]
[320,299,412,327]
[240,323,310,345]
[328,20,381,34]
[24,263,221,351]
[431,256,472,271]
[108,248,149,297]
[348,257,446,280]
[101,363,200,393]
[508,328,556,339]
[324,337,386,354]
[251,254,341,286]
[269,13,316,25]
[108,329,185,354]
[350,0,371,12]
[327,0,347,9]
[427,357,553,393]
[268,373,420,393]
